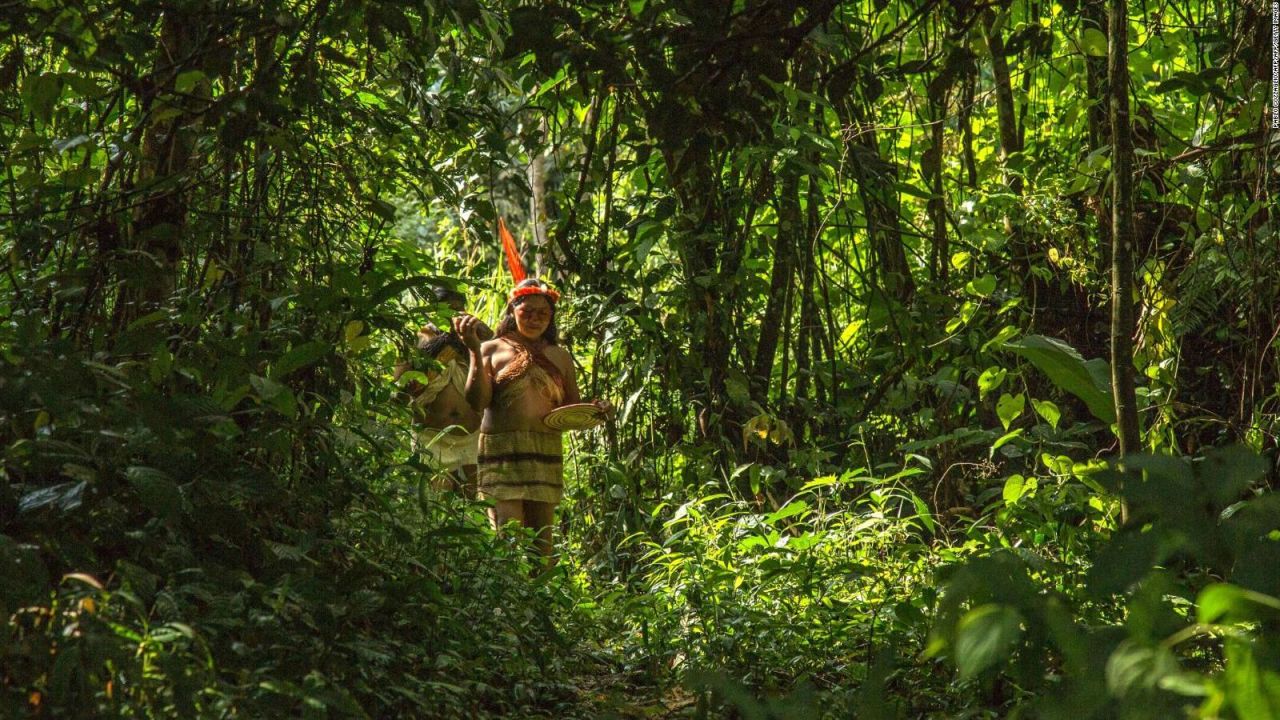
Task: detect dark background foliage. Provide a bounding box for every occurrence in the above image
[2,0,1277,716]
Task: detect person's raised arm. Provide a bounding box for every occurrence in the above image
[453,314,492,412]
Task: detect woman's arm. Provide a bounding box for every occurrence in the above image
[546,345,587,406]
[454,314,492,411]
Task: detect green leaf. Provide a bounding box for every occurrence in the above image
[1224,638,1280,720]
[1003,474,1035,505]
[250,374,298,417]
[270,341,330,380]
[1116,454,1195,512]
[1081,28,1108,57]
[21,72,63,123]
[18,481,86,514]
[1106,640,1180,696]
[990,428,1024,455]
[838,319,864,348]
[981,324,1021,352]
[174,70,205,94]
[766,500,809,525]
[954,604,1023,678]
[126,466,183,519]
[909,492,936,534]
[965,275,997,297]
[947,300,977,332]
[1004,335,1116,424]
[996,392,1025,430]
[998,474,1029,502]
[1087,527,1163,595]
[1198,584,1280,625]
[367,274,447,309]
[977,366,1007,400]
[368,198,397,221]
[1198,446,1268,509]
[1031,398,1061,429]
[800,475,839,491]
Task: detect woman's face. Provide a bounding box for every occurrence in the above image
[513,295,552,340]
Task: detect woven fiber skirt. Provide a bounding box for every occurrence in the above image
[477,430,564,503]
[413,428,479,470]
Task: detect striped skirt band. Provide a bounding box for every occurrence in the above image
[477,430,564,503]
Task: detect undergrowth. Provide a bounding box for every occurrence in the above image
[5,319,1278,718]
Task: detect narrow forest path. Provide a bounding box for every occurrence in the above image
[570,667,697,719]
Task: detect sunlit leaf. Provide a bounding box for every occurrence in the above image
[996,392,1025,430]
[1198,584,1280,625]
[1004,335,1115,424]
[1080,28,1108,56]
[1031,398,1060,429]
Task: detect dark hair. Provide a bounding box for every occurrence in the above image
[419,331,468,360]
[432,285,466,305]
[496,279,558,344]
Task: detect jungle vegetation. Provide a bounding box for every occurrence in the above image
[1,0,1278,716]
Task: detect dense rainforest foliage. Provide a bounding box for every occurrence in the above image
[2,0,1277,716]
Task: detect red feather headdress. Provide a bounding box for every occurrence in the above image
[498,218,526,285]
[498,218,560,303]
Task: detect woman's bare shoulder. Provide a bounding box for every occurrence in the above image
[544,344,575,371]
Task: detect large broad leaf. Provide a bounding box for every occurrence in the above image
[1087,526,1165,596]
[1198,584,1280,625]
[1224,638,1280,720]
[1004,335,1115,424]
[1198,446,1270,510]
[954,604,1023,678]
[270,341,331,380]
[1105,640,1182,696]
[126,466,183,519]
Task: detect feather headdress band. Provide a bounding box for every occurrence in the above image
[498,218,560,303]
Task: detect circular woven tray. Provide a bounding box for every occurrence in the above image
[543,403,606,431]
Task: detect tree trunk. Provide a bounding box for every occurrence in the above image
[983,10,1023,187]
[795,243,815,406]
[663,143,735,441]
[843,98,915,303]
[751,59,812,404]
[752,173,800,403]
[1108,0,1142,467]
[125,8,205,318]
[924,68,953,285]
[529,117,551,276]
[959,75,978,189]
[1082,0,1113,278]
[982,9,1029,273]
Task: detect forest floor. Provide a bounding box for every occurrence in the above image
[571,668,698,719]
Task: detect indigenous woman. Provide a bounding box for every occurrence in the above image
[394,286,492,498]
[453,277,609,561]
